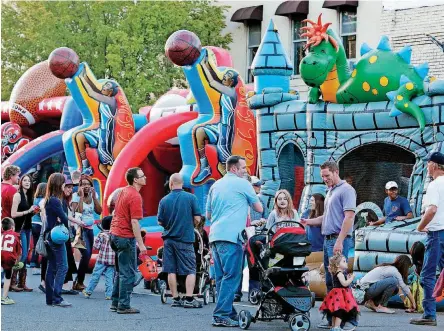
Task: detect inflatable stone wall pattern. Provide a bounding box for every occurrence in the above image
[355,222,426,254]
[256,96,444,212]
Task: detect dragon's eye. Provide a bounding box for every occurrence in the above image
[321,50,326,54]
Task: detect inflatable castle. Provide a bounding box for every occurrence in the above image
[2,14,444,308]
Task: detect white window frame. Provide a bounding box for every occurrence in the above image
[247,23,261,83]
[340,10,357,62]
[291,19,306,77]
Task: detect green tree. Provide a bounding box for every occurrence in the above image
[1,0,232,112]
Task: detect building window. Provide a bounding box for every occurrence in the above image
[340,11,357,60]
[292,20,306,75]
[247,22,261,83]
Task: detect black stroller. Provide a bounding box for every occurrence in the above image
[159,229,215,305]
[239,221,314,331]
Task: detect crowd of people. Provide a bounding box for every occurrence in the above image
[1,152,444,329]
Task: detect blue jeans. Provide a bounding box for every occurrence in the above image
[365,276,398,306]
[30,224,42,267]
[20,229,32,264]
[86,262,115,298]
[77,228,94,284]
[110,235,136,309]
[235,250,246,298]
[323,236,355,326]
[323,236,353,292]
[46,241,68,305]
[211,241,243,320]
[420,229,444,320]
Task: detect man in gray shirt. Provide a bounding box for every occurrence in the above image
[301,161,356,329]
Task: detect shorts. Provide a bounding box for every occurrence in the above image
[163,239,196,276]
[1,258,15,278]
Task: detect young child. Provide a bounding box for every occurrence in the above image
[1,218,23,305]
[404,241,425,313]
[320,254,360,331]
[82,217,115,299]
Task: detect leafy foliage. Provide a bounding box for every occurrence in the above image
[1,0,232,112]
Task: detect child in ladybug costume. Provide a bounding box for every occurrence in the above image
[320,253,360,330]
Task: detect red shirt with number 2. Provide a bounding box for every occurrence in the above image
[1,229,22,269]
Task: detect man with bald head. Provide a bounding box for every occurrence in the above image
[157,173,202,308]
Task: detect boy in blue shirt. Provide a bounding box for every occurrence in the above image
[370,181,413,226]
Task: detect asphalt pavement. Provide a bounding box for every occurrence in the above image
[1,271,442,331]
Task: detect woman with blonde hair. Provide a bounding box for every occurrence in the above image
[266,189,300,232]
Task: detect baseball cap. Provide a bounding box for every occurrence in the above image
[427,152,444,165]
[251,176,264,186]
[385,181,398,190]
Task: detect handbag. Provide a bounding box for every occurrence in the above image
[36,217,48,257]
[352,281,369,304]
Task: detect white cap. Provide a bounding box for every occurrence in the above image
[385,181,398,190]
[251,176,264,186]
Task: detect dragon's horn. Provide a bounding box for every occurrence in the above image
[302,19,317,26]
[317,13,323,26]
[300,32,310,38]
[322,23,332,32]
[300,26,311,31]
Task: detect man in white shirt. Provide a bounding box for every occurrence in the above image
[410,152,444,326]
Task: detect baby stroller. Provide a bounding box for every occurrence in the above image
[159,229,215,305]
[239,221,315,331]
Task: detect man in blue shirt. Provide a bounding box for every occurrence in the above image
[370,181,413,226]
[157,173,202,309]
[206,155,263,327]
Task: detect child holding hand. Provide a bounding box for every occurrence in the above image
[320,253,360,331]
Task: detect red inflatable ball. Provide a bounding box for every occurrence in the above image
[48,47,80,79]
[165,30,202,66]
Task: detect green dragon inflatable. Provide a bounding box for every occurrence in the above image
[299,14,436,131]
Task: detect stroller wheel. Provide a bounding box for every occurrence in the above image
[150,280,160,294]
[160,287,167,304]
[248,289,261,305]
[238,310,252,329]
[203,288,210,305]
[289,313,310,331]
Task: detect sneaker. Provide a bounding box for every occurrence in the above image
[82,290,91,298]
[410,317,437,326]
[171,298,184,307]
[342,322,357,331]
[38,285,46,294]
[105,296,111,300]
[212,317,239,327]
[317,321,332,329]
[32,268,41,275]
[54,300,72,307]
[117,307,140,314]
[1,296,15,305]
[62,289,79,295]
[183,298,203,308]
[110,305,117,312]
[331,328,342,331]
